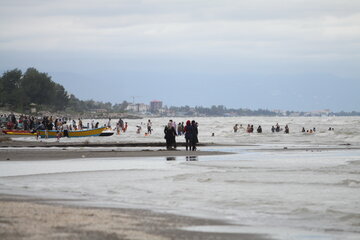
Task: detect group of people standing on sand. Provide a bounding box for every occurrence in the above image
[164,119,198,151]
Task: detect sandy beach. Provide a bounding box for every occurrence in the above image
[0,195,271,240]
[0,137,265,240]
[0,148,231,161]
[0,135,232,161]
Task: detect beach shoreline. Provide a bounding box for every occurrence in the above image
[1,134,358,161]
[0,194,271,240]
[0,148,232,161]
[0,133,235,161]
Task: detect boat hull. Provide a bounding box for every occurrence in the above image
[100,131,114,137]
[38,127,107,138]
[2,130,36,136]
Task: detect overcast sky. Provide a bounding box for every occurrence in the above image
[1,0,359,111]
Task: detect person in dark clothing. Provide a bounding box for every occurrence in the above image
[47,121,53,130]
[184,120,193,151]
[191,120,198,151]
[164,121,177,150]
[257,125,262,133]
[284,124,289,134]
[276,123,280,132]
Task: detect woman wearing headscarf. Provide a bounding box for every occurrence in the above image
[184,120,193,151]
[191,120,198,151]
[164,120,177,150]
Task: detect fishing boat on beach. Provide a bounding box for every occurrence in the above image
[2,129,36,136]
[38,127,107,138]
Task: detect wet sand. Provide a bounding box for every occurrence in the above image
[0,134,234,161]
[2,135,355,240]
[0,137,269,240]
[0,194,271,240]
[0,148,231,161]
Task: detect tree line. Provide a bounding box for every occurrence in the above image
[0,68,129,113]
[1,68,359,116]
[168,105,277,116]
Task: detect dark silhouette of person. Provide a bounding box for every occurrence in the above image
[184,120,193,151]
[191,120,198,151]
[164,121,177,150]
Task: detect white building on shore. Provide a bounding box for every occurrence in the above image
[126,103,149,113]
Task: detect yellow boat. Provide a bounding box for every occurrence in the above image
[38,127,107,138]
[2,129,36,136]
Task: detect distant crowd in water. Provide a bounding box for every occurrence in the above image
[2,113,339,151]
[233,122,334,134]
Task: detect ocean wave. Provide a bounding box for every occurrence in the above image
[339,179,360,188]
[291,207,314,214]
[326,209,360,227]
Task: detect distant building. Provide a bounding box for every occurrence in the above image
[309,109,331,117]
[126,103,149,113]
[150,100,163,113]
[272,109,286,116]
[90,109,108,113]
[29,103,37,113]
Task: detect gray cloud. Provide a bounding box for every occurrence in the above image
[1,0,359,111]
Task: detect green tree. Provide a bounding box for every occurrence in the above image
[22,68,54,105]
[53,83,69,111]
[21,68,69,111]
[0,69,23,108]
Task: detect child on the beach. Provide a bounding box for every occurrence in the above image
[56,131,61,142]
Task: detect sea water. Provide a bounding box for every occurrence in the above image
[1,117,360,240]
[11,116,360,146]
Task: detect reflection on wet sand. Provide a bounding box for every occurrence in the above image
[186,156,198,161]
